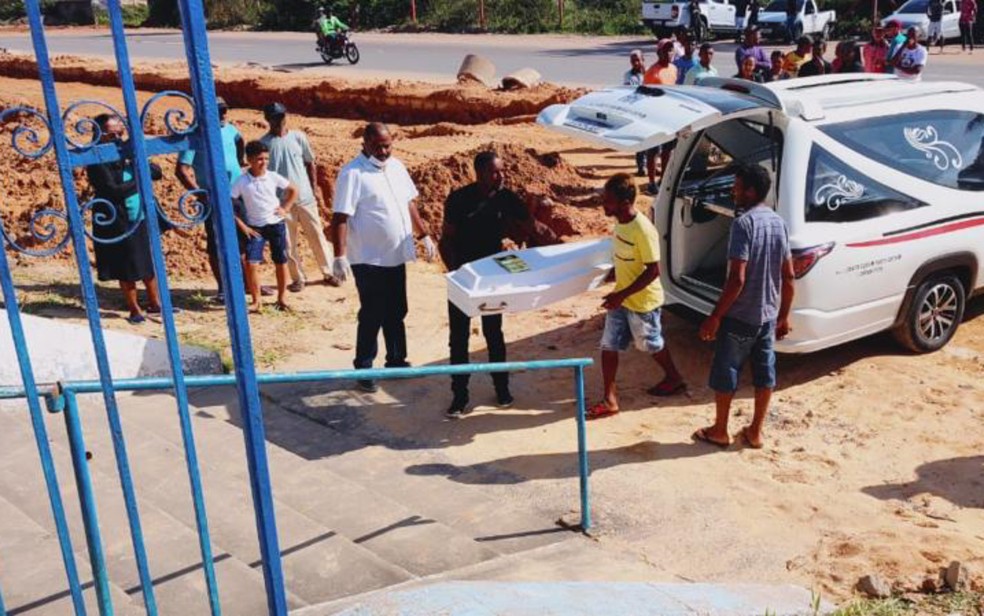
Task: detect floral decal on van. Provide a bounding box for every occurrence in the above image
[814,175,865,211]
[820,110,984,192]
[903,126,964,172]
[806,146,926,223]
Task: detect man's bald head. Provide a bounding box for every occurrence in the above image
[363,122,394,163]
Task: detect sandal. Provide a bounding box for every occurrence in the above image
[647,379,686,397]
[586,402,619,420]
[692,427,730,449]
[739,427,764,450]
[126,313,146,325]
[273,301,292,313]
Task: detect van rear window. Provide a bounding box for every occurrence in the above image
[820,110,984,192]
[806,146,927,223]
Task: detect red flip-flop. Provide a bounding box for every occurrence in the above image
[647,380,687,397]
[586,402,619,420]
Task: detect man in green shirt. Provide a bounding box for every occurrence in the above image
[316,7,348,52]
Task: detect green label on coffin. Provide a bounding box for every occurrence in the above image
[494,254,532,274]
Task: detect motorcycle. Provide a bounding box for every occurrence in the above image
[317,30,360,65]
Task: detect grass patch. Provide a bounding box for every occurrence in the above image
[829,592,983,616]
[19,291,83,316]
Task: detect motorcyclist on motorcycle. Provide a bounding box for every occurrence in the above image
[314,7,348,54]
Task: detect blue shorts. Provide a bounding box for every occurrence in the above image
[600,307,665,354]
[244,222,288,265]
[709,317,777,393]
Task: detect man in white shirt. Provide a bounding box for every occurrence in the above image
[893,27,928,81]
[332,122,437,393]
[260,102,338,293]
[229,140,298,312]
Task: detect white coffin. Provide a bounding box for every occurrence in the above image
[446,238,613,317]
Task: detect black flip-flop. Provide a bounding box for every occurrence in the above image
[692,427,730,449]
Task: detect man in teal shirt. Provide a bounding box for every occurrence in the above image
[176,96,246,303]
[885,20,907,73]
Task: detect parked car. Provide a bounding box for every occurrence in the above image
[537,75,984,353]
[758,0,836,40]
[642,0,738,39]
[881,0,962,42]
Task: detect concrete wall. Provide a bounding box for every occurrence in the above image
[0,310,223,386]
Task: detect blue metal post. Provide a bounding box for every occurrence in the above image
[103,2,221,613]
[173,0,288,612]
[21,1,158,612]
[0,243,88,615]
[574,366,591,530]
[62,391,113,616]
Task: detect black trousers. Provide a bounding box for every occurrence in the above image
[353,264,408,370]
[960,22,975,50]
[448,301,508,396]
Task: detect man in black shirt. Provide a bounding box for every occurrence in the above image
[440,151,532,418]
[927,0,945,51]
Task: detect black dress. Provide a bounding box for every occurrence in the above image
[85,160,160,283]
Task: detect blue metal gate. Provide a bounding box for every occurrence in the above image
[0,2,596,614]
[0,0,288,613]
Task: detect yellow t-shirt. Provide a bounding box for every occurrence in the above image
[613,213,664,313]
[782,50,811,76]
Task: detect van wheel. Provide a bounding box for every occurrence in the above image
[894,273,965,353]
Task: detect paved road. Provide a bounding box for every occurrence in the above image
[0,29,981,88]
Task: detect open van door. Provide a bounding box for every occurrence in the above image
[536,81,782,152]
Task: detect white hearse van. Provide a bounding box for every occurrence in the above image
[537,75,984,353]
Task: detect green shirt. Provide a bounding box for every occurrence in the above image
[319,15,347,35]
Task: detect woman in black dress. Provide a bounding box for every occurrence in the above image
[85,114,164,324]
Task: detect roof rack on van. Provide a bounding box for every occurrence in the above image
[694,77,784,112]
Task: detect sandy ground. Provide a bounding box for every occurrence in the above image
[1,66,983,603]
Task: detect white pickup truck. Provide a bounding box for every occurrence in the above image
[757,0,836,41]
[641,0,739,39]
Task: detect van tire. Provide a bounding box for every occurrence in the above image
[893,273,965,353]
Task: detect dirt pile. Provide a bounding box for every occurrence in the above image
[411,142,606,245]
[0,51,585,126]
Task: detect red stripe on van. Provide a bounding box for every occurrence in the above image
[846,217,984,248]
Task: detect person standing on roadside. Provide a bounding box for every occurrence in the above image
[784,0,798,42]
[331,122,437,393]
[960,0,978,53]
[176,96,245,305]
[684,43,719,84]
[837,41,866,73]
[439,151,538,418]
[735,0,750,36]
[735,27,771,73]
[927,0,945,52]
[782,36,813,77]
[797,38,832,76]
[863,27,891,72]
[623,49,647,177]
[885,20,908,70]
[673,36,697,84]
[693,163,794,450]
[588,173,686,420]
[894,26,928,79]
[260,102,339,294]
[748,0,761,28]
[643,40,678,195]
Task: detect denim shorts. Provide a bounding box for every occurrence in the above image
[244,222,289,265]
[600,306,665,354]
[708,317,777,393]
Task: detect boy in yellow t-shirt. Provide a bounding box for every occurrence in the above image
[589,173,686,420]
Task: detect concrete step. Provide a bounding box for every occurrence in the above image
[0,407,276,615]
[0,491,140,616]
